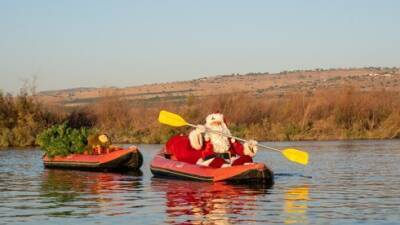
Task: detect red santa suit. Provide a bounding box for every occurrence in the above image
[165,113,257,168]
[165,134,202,164]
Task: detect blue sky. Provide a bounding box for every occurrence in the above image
[1,0,399,93]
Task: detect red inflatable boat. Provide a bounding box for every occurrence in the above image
[150,151,274,184]
[43,147,143,171]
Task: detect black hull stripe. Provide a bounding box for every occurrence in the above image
[44,161,101,167]
[151,166,214,181]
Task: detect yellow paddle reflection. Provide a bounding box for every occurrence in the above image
[284,185,309,224]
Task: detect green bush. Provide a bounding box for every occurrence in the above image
[37,123,90,157]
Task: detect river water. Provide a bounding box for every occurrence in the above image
[1,140,400,225]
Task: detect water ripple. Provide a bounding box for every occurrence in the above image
[1,140,400,224]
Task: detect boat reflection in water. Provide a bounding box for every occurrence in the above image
[284,185,309,224]
[40,169,143,217]
[151,179,271,225]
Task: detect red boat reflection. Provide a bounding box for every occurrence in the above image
[41,169,143,216]
[151,179,270,224]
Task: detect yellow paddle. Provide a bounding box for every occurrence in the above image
[158,110,309,165]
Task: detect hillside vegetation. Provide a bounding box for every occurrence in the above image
[37,67,400,107]
[1,67,400,147]
[84,87,400,144]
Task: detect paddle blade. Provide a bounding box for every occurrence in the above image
[158,110,188,127]
[282,148,309,165]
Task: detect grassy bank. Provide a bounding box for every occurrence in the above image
[1,87,400,148]
[98,87,400,143]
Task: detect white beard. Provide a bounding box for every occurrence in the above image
[206,123,231,153]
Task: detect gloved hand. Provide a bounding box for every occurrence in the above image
[189,125,206,150]
[243,140,258,157]
[196,125,206,133]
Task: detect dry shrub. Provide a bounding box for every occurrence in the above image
[32,86,400,145]
[375,111,400,138]
[0,89,66,147]
[166,87,399,141]
[91,93,132,130]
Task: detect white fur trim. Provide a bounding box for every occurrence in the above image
[189,129,203,150]
[230,155,240,161]
[196,158,213,166]
[196,158,231,168]
[206,113,224,125]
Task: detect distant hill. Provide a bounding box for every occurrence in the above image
[37,67,400,107]
[39,87,98,96]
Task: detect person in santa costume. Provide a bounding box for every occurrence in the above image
[165,113,258,168]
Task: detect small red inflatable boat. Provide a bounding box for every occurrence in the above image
[43,147,143,171]
[150,151,274,184]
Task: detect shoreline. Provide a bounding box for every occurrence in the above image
[2,136,399,149]
[2,76,400,149]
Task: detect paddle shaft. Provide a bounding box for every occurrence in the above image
[186,123,282,153]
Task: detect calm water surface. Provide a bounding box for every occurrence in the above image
[1,140,400,225]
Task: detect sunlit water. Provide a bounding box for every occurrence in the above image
[1,140,400,225]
